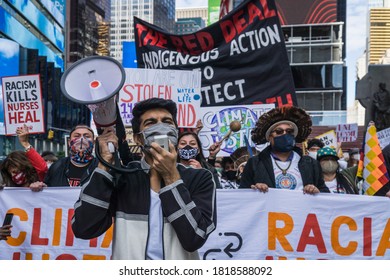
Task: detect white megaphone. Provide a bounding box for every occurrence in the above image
[60,56,126,152]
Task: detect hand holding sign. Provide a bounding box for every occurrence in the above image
[16,124,32,150]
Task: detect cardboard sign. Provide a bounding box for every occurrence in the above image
[119,68,201,128]
[1,74,45,135]
[377,126,390,149]
[198,104,274,156]
[336,123,358,142]
[315,130,337,149]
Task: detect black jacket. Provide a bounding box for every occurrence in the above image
[71,161,217,259]
[44,157,99,187]
[240,146,329,192]
[332,172,359,194]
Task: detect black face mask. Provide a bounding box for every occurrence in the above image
[224,170,237,181]
[178,145,198,160]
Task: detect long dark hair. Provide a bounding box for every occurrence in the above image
[177,131,211,169]
[0,151,39,186]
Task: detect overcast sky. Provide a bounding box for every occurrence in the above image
[177,0,369,107]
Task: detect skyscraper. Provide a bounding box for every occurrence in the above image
[278,0,347,125]
[110,0,175,62]
[0,0,67,153]
[368,8,390,64]
[67,0,111,64]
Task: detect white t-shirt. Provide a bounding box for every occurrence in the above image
[325,178,346,194]
[271,151,304,191]
[146,189,164,260]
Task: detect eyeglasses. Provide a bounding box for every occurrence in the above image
[271,128,295,136]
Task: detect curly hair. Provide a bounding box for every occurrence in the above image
[0,151,39,187]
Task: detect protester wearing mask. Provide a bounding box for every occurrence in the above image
[306,138,324,160]
[219,157,240,189]
[0,151,46,190]
[0,125,47,191]
[32,125,98,188]
[241,106,329,194]
[347,148,360,168]
[72,98,217,260]
[214,159,223,176]
[317,147,358,194]
[306,139,348,170]
[177,131,220,188]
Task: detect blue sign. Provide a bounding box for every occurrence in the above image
[122,41,138,68]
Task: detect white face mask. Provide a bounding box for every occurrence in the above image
[352,154,360,161]
[338,160,347,170]
[321,160,339,174]
[308,151,317,160]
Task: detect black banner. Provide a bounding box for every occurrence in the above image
[134,0,296,107]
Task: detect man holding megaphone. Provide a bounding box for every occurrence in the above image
[72,98,217,260]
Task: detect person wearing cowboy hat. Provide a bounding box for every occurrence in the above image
[240,106,329,194]
[317,147,359,194]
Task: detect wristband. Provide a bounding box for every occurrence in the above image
[25,145,33,152]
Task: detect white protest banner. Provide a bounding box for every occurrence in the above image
[1,74,45,135]
[0,187,112,260]
[199,189,390,260]
[119,68,201,128]
[0,187,390,260]
[377,126,390,149]
[2,188,390,260]
[336,123,358,142]
[198,104,274,157]
[315,130,337,149]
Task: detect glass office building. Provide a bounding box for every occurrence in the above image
[0,0,112,155]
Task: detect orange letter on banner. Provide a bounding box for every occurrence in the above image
[376,218,390,256]
[52,208,62,246]
[83,255,107,260]
[6,208,27,246]
[101,225,113,248]
[331,216,357,256]
[268,212,293,251]
[297,214,327,253]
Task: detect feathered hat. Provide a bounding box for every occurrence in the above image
[251,106,312,144]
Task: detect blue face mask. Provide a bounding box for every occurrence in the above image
[272,134,296,153]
